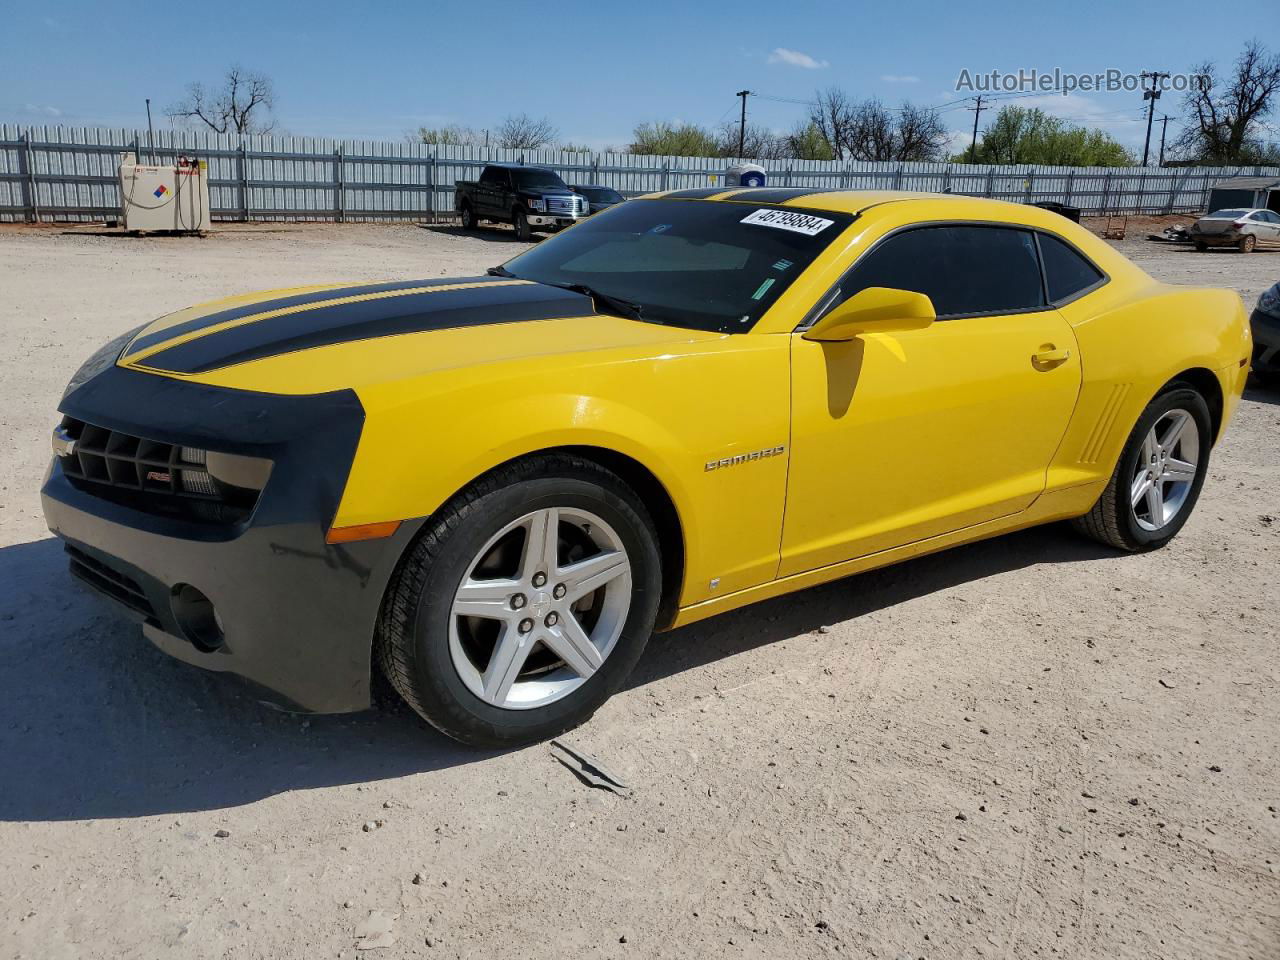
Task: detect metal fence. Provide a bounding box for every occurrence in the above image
[3,123,1277,223]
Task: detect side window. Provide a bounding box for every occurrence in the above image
[835,225,1044,318]
[480,167,505,186]
[1038,233,1105,303]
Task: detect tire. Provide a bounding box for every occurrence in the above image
[376,454,662,748]
[1071,384,1212,552]
[513,209,533,242]
[1194,241,1208,252]
[1239,235,1256,253]
[459,203,476,230]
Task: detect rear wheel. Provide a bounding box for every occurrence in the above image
[1239,234,1256,253]
[1071,385,1211,552]
[459,203,476,230]
[377,455,661,748]
[1194,241,1208,252]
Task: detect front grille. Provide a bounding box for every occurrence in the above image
[66,544,159,625]
[546,196,585,215]
[57,417,256,524]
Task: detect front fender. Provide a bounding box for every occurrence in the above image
[339,337,792,606]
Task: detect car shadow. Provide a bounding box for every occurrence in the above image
[628,522,1114,689]
[1244,379,1280,405]
[415,223,540,245]
[0,523,1113,822]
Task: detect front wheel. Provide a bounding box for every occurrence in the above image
[513,209,533,242]
[376,455,662,748]
[1071,384,1212,552]
[1194,241,1208,252]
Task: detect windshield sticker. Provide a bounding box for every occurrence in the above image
[648,223,672,234]
[741,208,834,236]
[751,278,776,301]
[772,258,793,271]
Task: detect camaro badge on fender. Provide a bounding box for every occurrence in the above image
[705,445,786,472]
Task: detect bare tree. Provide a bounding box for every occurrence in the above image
[1176,40,1280,163]
[167,66,276,134]
[893,102,949,161]
[714,122,787,160]
[809,89,947,162]
[808,87,855,160]
[495,113,559,150]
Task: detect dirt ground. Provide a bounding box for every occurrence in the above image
[1,221,1277,960]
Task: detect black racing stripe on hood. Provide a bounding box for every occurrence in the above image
[716,187,833,203]
[139,282,597,374]
[127,276,504,354]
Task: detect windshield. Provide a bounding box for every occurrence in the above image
[1205,209,1251,219]
[500,199,852,333]
[514,169,568,190]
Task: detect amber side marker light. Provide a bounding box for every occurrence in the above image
[325,520,401,545]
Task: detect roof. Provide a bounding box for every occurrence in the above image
[1209,177,1280,190]
[641,186,1062,218]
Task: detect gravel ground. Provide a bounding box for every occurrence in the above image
[1,221,1277,960]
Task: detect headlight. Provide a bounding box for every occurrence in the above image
[62,324,146,400]
[526,198,545,212]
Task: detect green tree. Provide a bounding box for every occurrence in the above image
[785,122,836,161]
[415,124,485,146]
[961,106,1133,166]
[628,121,720,157]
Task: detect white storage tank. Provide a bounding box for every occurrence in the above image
[118,152,211,232]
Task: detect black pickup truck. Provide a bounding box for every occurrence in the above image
[454,164,590,241]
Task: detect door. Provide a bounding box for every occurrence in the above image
[1255,210,1280,247]
[477,166,509,218]
[780,224,1082,576]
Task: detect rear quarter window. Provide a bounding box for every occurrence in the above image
[1038,233,1105,304]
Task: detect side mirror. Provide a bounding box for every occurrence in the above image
[802,287,935,342]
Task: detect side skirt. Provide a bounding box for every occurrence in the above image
[666,481,1106,630]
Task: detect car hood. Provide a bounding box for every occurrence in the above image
[117,275,719,395]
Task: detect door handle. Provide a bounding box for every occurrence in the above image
[1032,345,1071,368]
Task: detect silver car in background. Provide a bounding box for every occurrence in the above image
[1191,208,1280,253]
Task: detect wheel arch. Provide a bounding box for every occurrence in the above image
[384,444,688,632]
[1163,366,1224,442]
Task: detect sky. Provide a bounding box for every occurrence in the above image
[1,0,1271,154]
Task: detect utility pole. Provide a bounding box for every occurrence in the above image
[735,90,751,158]
[145,97,155,165]
[1157,115,1171,166]
[966,95,986,163]
[1140,71,1170,167]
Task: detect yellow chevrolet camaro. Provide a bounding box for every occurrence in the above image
[42,188,1252,746]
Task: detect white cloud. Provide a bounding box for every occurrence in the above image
[23,103,63,118]
[881,74,921,84]
[767,48,829,70]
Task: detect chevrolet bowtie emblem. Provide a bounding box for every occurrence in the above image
[51,425,77,458]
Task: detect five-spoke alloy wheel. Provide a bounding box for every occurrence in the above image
[449,507,632,710]
[377,454,661,748]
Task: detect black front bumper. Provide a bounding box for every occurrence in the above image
[40,365,421,713]
[1252,309,1280,374]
